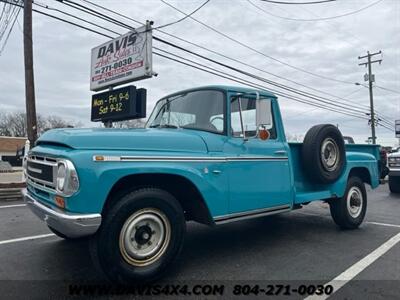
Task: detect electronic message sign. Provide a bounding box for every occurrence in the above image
[91,86,146,122]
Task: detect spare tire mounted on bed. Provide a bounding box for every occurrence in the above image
[302,124,346,184]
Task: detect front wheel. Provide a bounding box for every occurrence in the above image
[90,188,186,284]
[329,177,367,229]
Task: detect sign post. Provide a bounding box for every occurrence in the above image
[396,120,400,138]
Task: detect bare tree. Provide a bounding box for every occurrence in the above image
[113,119,146,129]
[0,112,12,136]
[0,112,82,137]
[0,112,26,137]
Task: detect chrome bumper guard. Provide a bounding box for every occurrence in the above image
[23,189,102,238]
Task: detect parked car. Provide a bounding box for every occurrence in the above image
[23,86,381,283]
[388,151,400,193]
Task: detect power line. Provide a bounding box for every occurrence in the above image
[63,0,366,113]
[248,0,385,22]
[374,84,400,95]
[157,0,394,125]
[59,0,135,32]
[153,35,370,116]
[154,0,210,30]
[4,0,394,132]
[174,56,397,133]
[0,3,7,21]
[60,0,373,117]
[0,0,115,38]
[78,0,367,107]
[0,2,16,42]
[55,0,394,126]
[260,0,336,4]
[25,1,369,119]
[0,2,20,55]
[154,50,371,121]
[78,0,396,121]
[159,0,357,85]
[34,1,120,35]
[43,2,376,119]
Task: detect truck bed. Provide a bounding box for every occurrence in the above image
[288,142,380,204]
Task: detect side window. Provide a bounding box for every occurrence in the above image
[230,97,276,139]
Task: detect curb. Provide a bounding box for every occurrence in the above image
[0,189,23,202]
[0,182,26,189]
[0,183,25,202]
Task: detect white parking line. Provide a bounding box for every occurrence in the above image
[0,234,56,246]
[366,221,400,228]
[306,231,400,300]
[0,204,26,209]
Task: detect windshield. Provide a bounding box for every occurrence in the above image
[147,90,225,134]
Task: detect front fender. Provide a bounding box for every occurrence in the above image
[68,152,229,216]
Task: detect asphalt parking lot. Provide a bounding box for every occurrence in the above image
[0,184,399,299]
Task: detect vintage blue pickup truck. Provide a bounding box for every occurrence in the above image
[23,86,380,283]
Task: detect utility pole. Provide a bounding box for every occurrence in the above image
[23,0,38,146]
[358,51,382,145]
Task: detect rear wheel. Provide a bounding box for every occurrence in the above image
[90,188,186,284]
[389,176,400,193]
[329,177,367,229]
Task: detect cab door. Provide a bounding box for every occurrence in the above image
[223,96,292,215]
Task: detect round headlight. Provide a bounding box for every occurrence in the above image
[57,163,66,191]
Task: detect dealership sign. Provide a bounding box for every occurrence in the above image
[91,85,146,122]
[90,25,153,91]
[396,120,400,138]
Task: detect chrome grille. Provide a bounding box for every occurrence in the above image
[27,155,57,191]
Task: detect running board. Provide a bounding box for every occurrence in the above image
[214,205,291,225]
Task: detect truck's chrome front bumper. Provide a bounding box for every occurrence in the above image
[23,189,102,238]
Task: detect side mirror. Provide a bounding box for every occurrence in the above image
[256,99,272,129]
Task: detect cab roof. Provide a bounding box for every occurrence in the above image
[162,85,277,100]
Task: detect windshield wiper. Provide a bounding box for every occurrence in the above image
[149,124,179,129]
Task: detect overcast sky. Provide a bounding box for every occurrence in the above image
[0,0,399,145]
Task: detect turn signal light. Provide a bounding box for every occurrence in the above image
[55,196,65,209]
[259,129,270,141]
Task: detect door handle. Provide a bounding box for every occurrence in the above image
[274,150,287,155]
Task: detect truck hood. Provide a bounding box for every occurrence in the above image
[36,128,208,153]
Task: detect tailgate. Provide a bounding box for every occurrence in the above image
[345,144,380,161]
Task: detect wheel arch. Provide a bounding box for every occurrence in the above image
[102,173,215,226]
[348,167,372,186]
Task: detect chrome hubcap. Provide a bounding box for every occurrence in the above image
[119,208,171,267]
[347,186,363,218]
[321,138,339,171]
